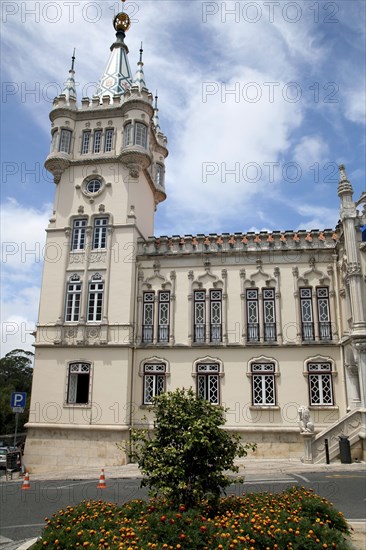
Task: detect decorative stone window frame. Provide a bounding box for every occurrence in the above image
[64,360,93,408]
[139,357,170,408]
[80,174,106,200]
[137,264,175,345]
[240,264,281,345]
[303,355,338,409]
[192,356,225,378]
[246,355,280,409]
[189,264,227,345]
[292,259,336,344]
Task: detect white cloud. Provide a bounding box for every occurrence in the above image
[1,288,40,355]
[1,198,50,273]
[293,135,329,171]
[1,200,49,355]
[294,204,339,230]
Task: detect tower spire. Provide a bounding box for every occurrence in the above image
[132,42,147,91]
[62,49,77,104]
[96,6,133,98]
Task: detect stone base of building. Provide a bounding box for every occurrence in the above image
[238,431,304,459]
[23,425,307,473]
[23,425,129,473]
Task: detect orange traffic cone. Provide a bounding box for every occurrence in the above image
[21,471,30,490]
[97,468,106,489]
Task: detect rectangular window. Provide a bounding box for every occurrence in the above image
[142,292,154,343]
[158,291,170,343]
[51,131,58,152]
[67,363,90,404]
[156,164,164,187]
[135,122,147,148]
[71,218,87,250]
[104,129,113,152]
[194,290,206,343]
[93,130,102,153]
[300,288,314,341]
[124,123,132,147]
[263,288,276,342]
[65,281,82,322]
[317,287,332,340]
[251,363,276,406]
[210,289,222,343]
[81,130,91,154]
[308,363,333,405]
[197,364,220,404]
[143,363,166,404]
[246,289,259,342]
[59,129,72,153]
[92,218,108,249]
[87,282,104,322]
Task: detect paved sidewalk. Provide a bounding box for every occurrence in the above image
[4,457,364,481]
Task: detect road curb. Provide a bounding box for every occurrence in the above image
[347,521,366,550]
[12,523,366,550]
[15,539,38,550]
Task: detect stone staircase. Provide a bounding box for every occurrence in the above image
[311,408,366,464]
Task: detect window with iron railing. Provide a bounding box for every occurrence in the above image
[142,292,155,343]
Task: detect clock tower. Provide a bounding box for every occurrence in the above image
[24,7,168,471]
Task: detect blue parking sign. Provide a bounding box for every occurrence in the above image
[11,392,27,409]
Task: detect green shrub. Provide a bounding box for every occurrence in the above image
[33,487,351,549]
[126,388,256,507]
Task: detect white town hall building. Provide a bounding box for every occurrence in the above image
[24,8,366,472]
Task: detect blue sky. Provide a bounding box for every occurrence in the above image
[1,0,365,354]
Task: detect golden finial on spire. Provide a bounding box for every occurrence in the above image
[114,0,131,32]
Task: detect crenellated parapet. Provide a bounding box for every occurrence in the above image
[137,229,339,257]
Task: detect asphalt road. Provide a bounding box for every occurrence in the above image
[0,471,365,543]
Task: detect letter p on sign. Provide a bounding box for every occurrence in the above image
[11,392,27,412]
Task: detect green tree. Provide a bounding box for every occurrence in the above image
[0,349,34,437]
[127,388,256,508]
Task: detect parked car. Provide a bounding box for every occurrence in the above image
[0,448,8,470]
